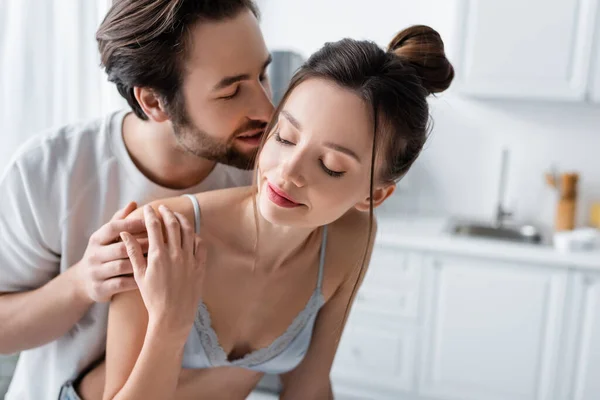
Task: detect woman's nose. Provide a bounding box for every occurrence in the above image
[280,153,306,188]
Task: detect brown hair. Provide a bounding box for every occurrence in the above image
[96,0,259,120]
[255,25,454,325]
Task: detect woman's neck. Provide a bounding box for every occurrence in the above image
[239,192,321,273]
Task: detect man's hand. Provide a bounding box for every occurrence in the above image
[72,202,148,303]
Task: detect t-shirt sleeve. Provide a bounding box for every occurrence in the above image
[0,161,61,292]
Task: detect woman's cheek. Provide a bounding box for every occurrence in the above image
[258,141,279,171]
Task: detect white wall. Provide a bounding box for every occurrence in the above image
[258,0,600,230]
[0,0,126,173]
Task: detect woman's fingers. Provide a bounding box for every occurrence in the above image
[143,205,165,252]
[159,205,181,250]
[174,211,194,252]
[120,232,147,279]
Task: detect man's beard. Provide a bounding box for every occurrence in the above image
[169,103,266,170]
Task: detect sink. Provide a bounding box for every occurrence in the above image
[450,222,545,245]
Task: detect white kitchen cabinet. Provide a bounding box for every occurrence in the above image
[353,245,423,319]
[590,12,600,103]
[418,254,568,400]
[455,0,599,101]
[556,271,600,400]
[332,317,418,399]
[331,245,423,398]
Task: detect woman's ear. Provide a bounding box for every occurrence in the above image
[133,87,170,123]
[354,183,396,212]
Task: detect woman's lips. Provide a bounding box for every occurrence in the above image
[266,183,301,208]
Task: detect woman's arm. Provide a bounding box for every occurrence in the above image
[279,219,377,400]
[103,290,189,399]
[103,205,205,400]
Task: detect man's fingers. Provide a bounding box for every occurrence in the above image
[143,205,165,251]
[159,205,181,249]
[100,259,134,280]
[110,201,137,221]
[97,239,150,262]
[120,232,147,278]
[103,276,138,297]
[94,218,146,245]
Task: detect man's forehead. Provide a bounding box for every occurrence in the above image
[185,10,268,72]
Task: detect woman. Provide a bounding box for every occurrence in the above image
[80,25,454,400]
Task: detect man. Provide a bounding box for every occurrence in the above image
[0,1,273,399]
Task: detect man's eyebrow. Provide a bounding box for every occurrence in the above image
[213,54,273,91]
[213,74,250,91]
[262,54,273,71]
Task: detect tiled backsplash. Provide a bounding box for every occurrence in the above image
[0,353,19,397]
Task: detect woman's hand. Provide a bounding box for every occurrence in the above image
[120,204,205,340]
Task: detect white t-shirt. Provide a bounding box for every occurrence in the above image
[0,110,251,400]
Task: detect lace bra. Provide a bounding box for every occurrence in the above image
[180,194,327,374]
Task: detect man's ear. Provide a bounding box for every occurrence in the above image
[354,183,396,212]
[133,87,169,123]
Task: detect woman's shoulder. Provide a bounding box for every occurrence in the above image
[324,210,378,286]
[133,186,252,233]
[329,209,377,246]
[193,186,253,209]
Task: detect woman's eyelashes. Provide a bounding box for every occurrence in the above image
[319,160,345,177]
[274,130,346,178]
[274,130,294,145]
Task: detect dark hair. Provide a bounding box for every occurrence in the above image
[255,25,454,326]
[96,0,259,120]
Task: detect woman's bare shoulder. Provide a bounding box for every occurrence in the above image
[324,210,378,285]
[330,209,377,246]
[125,186,253,228]
[193,186,253,210]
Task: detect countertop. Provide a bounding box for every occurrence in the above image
[375,213,600,271]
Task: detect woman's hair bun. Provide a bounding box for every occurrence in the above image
[388,25,455,95]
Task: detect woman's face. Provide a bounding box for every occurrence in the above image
[257,78,388,228]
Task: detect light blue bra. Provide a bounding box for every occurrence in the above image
[180,194,327,374]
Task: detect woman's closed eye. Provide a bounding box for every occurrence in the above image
[274,130,294,145]
[319,160,345,178]
[274,131,346,178]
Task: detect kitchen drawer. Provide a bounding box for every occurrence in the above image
[332,324,417,393]
[364,247,422,291]
[354,285,419,318]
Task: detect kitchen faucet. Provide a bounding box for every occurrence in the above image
[495,148,513,227]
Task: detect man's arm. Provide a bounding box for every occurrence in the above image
[0,161,143,354]
[0,270,91,353]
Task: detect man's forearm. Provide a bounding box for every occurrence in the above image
[0,265,93,353]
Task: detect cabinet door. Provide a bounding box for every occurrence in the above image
[418,254,567,400]
[332,318,418,398]
[455,0,599,100]
[354,245,423,319]
[557,272,600,400]
[331,245,423,397]
[590,9,600,103]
